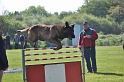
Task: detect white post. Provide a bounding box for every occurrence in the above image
[81,47,85,82]
[22,49,26,82]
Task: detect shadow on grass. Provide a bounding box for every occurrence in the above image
[96,72,124,76]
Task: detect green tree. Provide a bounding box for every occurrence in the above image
[59,11,73,19]
[78,0,110,17]
[108,0,124,23]
[42,16,62,25]
[36,5,51,17]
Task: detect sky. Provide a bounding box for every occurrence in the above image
[0,0,84,15]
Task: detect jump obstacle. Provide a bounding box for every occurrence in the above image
[22,46,85,82]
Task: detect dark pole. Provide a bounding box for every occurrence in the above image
[118,9,121,24]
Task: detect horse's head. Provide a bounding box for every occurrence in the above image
[63,22,75,40]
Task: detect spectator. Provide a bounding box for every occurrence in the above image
[5,34,11,49]
[0,24,9,82]
[78,22,98,73]
[13,34,19,49]
[19,34,25,49]
[2,34,6,46]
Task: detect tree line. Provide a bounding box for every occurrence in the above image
[0,0,124,38]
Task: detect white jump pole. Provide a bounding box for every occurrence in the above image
[22,49,26,82]
[81,47,85,82]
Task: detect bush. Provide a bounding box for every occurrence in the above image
[96,33,124,46]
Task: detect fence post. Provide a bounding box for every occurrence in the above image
[22,49,25,82]
[81,47,85,82]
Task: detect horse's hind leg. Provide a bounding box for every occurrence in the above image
[33,41,38,48]
[24,38,28,48]
[24,38,33,48]
[24,31,37,48]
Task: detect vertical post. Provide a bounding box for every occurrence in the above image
[81,47,85,82]
[22,49,25,82]
[118,9,121,24]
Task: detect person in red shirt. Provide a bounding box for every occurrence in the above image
[78,22,98,73]
[0,24,9,82]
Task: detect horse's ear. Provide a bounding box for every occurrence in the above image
[71,24,75,28]
[65,22,69,27]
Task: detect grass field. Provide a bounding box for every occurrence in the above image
[2,46,124,82]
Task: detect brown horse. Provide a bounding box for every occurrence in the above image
[17,22,75,50]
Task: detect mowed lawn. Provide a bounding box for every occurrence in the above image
[2,46,124,82]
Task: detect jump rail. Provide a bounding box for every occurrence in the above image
[24,46,78,51]
[25,55,82,62]
[25,50,80,56]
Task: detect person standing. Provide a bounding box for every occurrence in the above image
[2,34,6,46]
[19,34,25,49]
[123,44,124,50]
[78,22,98,73]
[0,24,9,82]
[13,34,19,49]
[5,34,11,49]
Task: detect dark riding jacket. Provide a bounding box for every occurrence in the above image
[78,27,98,47]
[0,36,8,70]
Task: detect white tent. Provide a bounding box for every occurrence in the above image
[72,24,83,46]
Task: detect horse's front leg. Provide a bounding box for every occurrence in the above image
[49,39,62,50]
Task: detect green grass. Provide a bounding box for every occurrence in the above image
[2,46,124,82]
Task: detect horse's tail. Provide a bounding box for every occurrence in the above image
[17,28,29,34]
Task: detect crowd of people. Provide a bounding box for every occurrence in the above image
[2,33,25,49]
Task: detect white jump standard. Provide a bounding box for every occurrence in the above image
[22,46,85,82]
